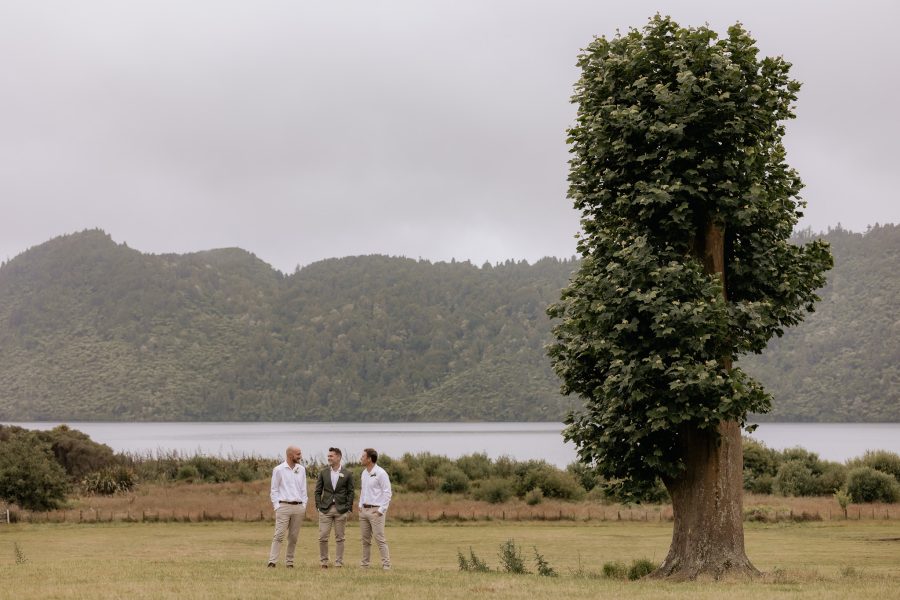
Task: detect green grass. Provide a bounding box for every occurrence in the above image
[2,520,900,598]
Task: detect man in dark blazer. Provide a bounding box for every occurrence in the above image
[315,447,355,568]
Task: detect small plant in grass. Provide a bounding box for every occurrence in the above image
[841,565,862,578]
[498,539,528,574]
[457,549,470,571]
[571,553,598,578]
[468,548,490,572]
[457,547,489,572]
[14,542,27,565]
[524,488,544,506]
[627,558,655,580]
[602,560,627,579]
[834,489,851,518]
[532,546,557,577]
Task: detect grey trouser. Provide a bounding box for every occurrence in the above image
[318,504,349,565]
[268,503,304,565]
[359,506,391,568]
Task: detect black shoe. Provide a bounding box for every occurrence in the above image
[267,563,276,568]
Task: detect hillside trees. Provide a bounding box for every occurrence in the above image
[548,16,832,578]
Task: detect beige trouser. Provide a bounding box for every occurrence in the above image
[359,506,391,568]
[318,504,349,565]
[268,503,304,566]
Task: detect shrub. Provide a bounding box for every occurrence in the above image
[402,452,452,477]
[493,456,516,478]
[384,459,410,485]
[35,425,117,479]
[515,461,586,501]
[742,438,780,479]
[627,558,656,580]
[744,470,775,495]
[404,468,430,493]
[852,450,900,483]
[0,433,69,510]
[818,462,848,494]
[567,461,601,491]
[456,453,493,481]
[187,456,228,483]
[780,447,827,475]
[235,464,255,482]
[81,466,137,495]
[773,460,818,497]
[176,465,201,482]
[473,478,514,504]
[524,488,544,506]
[440,467,470,494]
[498,539,528,574]
[602,560,627,579]
[846,467,900,503]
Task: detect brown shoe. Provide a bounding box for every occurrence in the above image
[267,563,276,568]
[321,564,328,569]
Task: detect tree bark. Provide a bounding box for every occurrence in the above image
[654,421,757,579]
[652,220,758,580]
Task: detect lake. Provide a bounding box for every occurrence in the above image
[6,421,900,467]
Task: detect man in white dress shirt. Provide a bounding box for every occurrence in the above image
[358,447,392,570]
[267,445,308,568]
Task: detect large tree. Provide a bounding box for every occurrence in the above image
[548,16,832,579]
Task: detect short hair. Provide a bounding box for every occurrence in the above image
[328,447,342,457]
[363,448,378,463]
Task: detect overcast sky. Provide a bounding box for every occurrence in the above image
[2,1,897,272]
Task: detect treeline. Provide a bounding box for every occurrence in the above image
[2,425,898,512]
[0,225,897,421]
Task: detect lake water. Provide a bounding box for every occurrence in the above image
[6,421,900,467]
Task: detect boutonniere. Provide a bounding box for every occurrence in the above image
[292,466,300,474]
[338,473,345,478]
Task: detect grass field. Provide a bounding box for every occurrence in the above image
[3,519,900,599]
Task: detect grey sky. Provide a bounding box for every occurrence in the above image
[2,1,897,272]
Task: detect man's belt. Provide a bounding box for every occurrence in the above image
[363,504,378,508]
[280,501,302,505]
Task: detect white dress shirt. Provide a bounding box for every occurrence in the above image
[330,465,341,490]
[358,464,392,515]
[270,461,308,510]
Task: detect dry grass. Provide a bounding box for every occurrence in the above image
[2,520,899,599]
[13,481,900,524]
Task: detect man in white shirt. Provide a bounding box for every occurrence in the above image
[267,445,308,568]
[358,447,392,570]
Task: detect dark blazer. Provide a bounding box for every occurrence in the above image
[315,466,354,514]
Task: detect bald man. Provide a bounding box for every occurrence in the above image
[267,445,308,568]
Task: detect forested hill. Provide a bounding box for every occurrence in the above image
[0,230,579,420]
[0,225,897,422]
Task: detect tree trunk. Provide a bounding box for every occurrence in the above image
[654,421,758,579]
[652,220,758,579]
